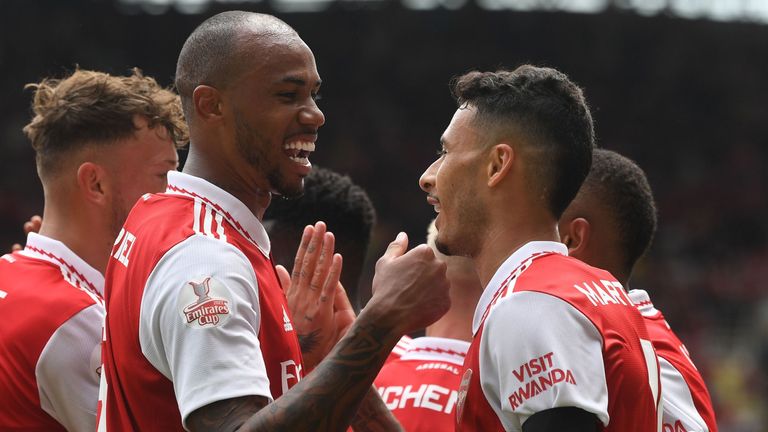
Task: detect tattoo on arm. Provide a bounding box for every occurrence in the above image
[350,387,403,432]
[298,329,321,354]
[236,319,401,432]
[187,395,270,432]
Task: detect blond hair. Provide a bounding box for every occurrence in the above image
[23,68,188,178]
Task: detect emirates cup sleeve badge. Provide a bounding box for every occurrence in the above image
[456,368,472,426]
[178,276,232,328]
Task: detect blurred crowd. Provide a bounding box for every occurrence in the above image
[1,2,766,430]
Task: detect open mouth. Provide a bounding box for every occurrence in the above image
[283,141,315,165]
[426,196,441,213]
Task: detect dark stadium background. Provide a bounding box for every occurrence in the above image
[1,1,766,429]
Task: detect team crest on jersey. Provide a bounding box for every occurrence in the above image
[456,368,472,424]
[179,276,232,328]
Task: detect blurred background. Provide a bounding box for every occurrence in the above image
[1,0,766,429]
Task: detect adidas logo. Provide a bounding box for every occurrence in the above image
[282,306,293,332]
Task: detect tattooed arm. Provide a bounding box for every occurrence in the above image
[186,232,450,432]
[350,387,404,432]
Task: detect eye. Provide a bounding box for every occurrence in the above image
[311,92,322,102]
[277,92,297,101]
[437,148,447,157]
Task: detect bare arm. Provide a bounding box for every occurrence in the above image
[187,232,449,432]
[350,387,404,432]
[188,309,399,432]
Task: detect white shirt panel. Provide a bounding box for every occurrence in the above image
[659,357,709,431]
[139,234,271,426]
[36,303,104,432]
[473,241,568,334]
[479,291,609,431]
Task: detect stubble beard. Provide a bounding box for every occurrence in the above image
[435,187,486,259]
[234,112,304,198]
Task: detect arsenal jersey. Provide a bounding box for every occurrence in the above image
[0,233,104,431]
[456,241,661,432]
[375,336,469,431]
[629,289,717,432]
[98,171,303,431]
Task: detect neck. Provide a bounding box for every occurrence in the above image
[37,197,112,274]
[425,297,476,342]
[474,220,560,289]
[183,145,272,219]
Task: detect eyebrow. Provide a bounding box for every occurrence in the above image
[281,75,322,88]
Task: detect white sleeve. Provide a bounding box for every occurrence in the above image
[659,357,709,431]
[37,303,104,432]
[139,234,271,427]
[479,291,609,431]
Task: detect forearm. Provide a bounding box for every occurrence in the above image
[350,387,403,432]
[238,310,401,432]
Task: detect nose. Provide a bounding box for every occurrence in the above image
[299,101,325,128]
[419,159,439,193]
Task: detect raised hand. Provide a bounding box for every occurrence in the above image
[11,215,42,252]
[366,232,451,335]
[280,221,347,370]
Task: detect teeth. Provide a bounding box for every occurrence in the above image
[284,141,315,152]
[289,156,310,165]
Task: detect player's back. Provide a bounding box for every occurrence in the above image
[516,254,662,431]
[0,248,100,431]
[375,336,468,431]
[458,243,661,432]
[630,289,717,432]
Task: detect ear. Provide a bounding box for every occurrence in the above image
[76,162,109,206]
[561,217,591,256]
[192,85,224,123]
[487,144,514,188]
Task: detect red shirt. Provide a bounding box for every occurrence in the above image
[456,242,661,432]
[98,171,303,431]
[375,336,469,431]
[0,233,104,432]
[630,289,717,432]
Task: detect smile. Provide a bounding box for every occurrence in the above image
[283,141,315,165]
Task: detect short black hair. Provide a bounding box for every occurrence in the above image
[174,11,294,120]
[264,167,377,305]
[451,65,595,218]
[582,149,657,273]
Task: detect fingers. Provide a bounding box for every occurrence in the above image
[24,215,42,234]
[333,277,354,316]
[320,253,343,303]
[380,232,409,263]
[291,225,315,282]
[300,223,327,291]
[311,232,335,295]
[275,265,291,293]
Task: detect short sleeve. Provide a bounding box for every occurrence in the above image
[139,234,271,427]
[479,291,609,430]
[37,303,105,432]
[658,357,709,431]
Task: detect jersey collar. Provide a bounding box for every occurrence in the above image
[628,289,660,317]
[400,336,470,366]
[166,171,271,256]
[20,232,105,297]
[472,241,568,335]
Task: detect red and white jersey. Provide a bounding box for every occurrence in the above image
[98,171,303,431]
[456,241,661,432]
[0,233,104,432]
[629,289,717,432]
[375,336,469,431]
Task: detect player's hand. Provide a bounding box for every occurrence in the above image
[365,232,450,335]
[281,221,346,371]
[11,215,42,251]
